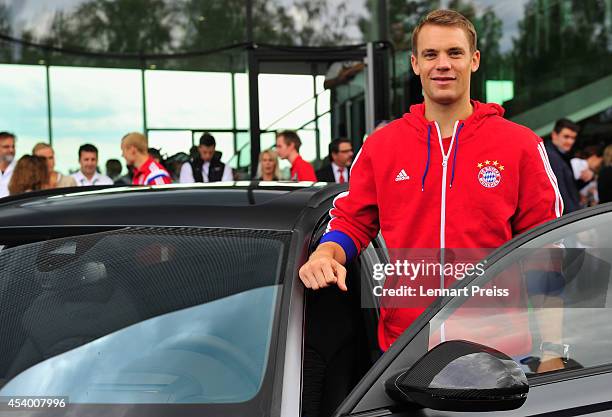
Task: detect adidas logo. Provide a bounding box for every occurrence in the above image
[395,169,410,182]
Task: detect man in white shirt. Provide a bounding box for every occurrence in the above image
[71,144,114,186]
[179,133,233,183]
[0,131,16,198]
[315,138,354,183]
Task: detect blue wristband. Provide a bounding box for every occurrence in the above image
[320,230,358,262]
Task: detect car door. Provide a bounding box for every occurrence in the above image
[334,203,612,417]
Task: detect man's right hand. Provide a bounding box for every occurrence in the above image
[299,242,348,291]
[579,168,594,182]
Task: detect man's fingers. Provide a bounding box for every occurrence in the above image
[332,260,348,291]
[299,266,318,290]
[313,268,328,289]
[321,262,337,285]
[300,256,348,291]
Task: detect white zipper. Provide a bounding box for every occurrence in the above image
[434,121,459,250]
[434,121,459,343]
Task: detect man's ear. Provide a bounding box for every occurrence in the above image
[410,53,420,75]
[471,50,481,72]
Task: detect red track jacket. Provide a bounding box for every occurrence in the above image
[320,101,562,351]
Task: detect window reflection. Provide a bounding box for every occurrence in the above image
[49,66,143,174]
[0,64,48,160]
[148,130,193,159]
[146,70,233,129]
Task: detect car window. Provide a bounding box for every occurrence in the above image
[0,227,289,412]
[428,212,612,377]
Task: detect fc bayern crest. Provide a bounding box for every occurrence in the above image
[478,165,501,188]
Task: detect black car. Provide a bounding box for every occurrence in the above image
[0,182,611,417]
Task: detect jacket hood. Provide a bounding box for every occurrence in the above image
[400,100,504,191]
[402,100,504,141]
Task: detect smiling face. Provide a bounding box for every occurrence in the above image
[0,136,15,164]
[331,142,354,168]
[411,24,480,106]
[551,127,578,153]
[79,151,99,177]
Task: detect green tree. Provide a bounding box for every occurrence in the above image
[251,0,362,46]
[0,3,11,62]
[384,0,441,51]
[510,0,612,114]
[45,0,179,54]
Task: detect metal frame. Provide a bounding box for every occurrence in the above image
[247,45,369,177]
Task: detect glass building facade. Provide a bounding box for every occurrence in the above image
[0,0,610,176]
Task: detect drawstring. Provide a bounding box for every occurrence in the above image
[449,122,464,188]
[421,125,431,191]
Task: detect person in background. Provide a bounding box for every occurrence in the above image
[598,144,612,204]
[148,148,162,164]
[275,130,317,181]
[121,132,172,185]
[105,159,123,182]
[570,145,603,207]
[544,119,581,214]
[180,133,233,183]
[32,143,77,189]
[0,131,17,198]
[316,138,354,183]
[71,144,114,186]
[8,155,49,195]
[165,152,190,182]
[257,149,281,181]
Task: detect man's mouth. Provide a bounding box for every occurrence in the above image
[431,76,456,82]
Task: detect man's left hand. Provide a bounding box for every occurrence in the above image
[537,355,565,373]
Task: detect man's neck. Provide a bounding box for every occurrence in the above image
[288,151,300,164]
[424,96,473,138]
[0,160,8,173]
[134,154,150,169]
[331,160,345,170]
[82,170,96,181]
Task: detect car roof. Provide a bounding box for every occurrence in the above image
[0,181,345,231]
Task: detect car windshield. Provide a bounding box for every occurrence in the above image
[0,226,289,414]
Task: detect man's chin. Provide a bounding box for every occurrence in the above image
[429,92,460,105]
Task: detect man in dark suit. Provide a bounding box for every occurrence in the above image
[544,118,581,214]
[316,138,354,183]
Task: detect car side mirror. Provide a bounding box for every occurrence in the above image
[385,340,528,412]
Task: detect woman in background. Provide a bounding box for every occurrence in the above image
[8,155,49,195]
[257,149,281,181]
[598,144,612,204]
[32,143,77,188]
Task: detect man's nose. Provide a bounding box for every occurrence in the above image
[435,54,451,69]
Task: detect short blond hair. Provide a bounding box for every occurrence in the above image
[32,142,52,154]
[122,132,148,154]
[412,9,477,55]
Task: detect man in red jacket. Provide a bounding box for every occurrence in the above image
[275,130,317,181]
[299,10,564,370]
[121,132,172,185]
